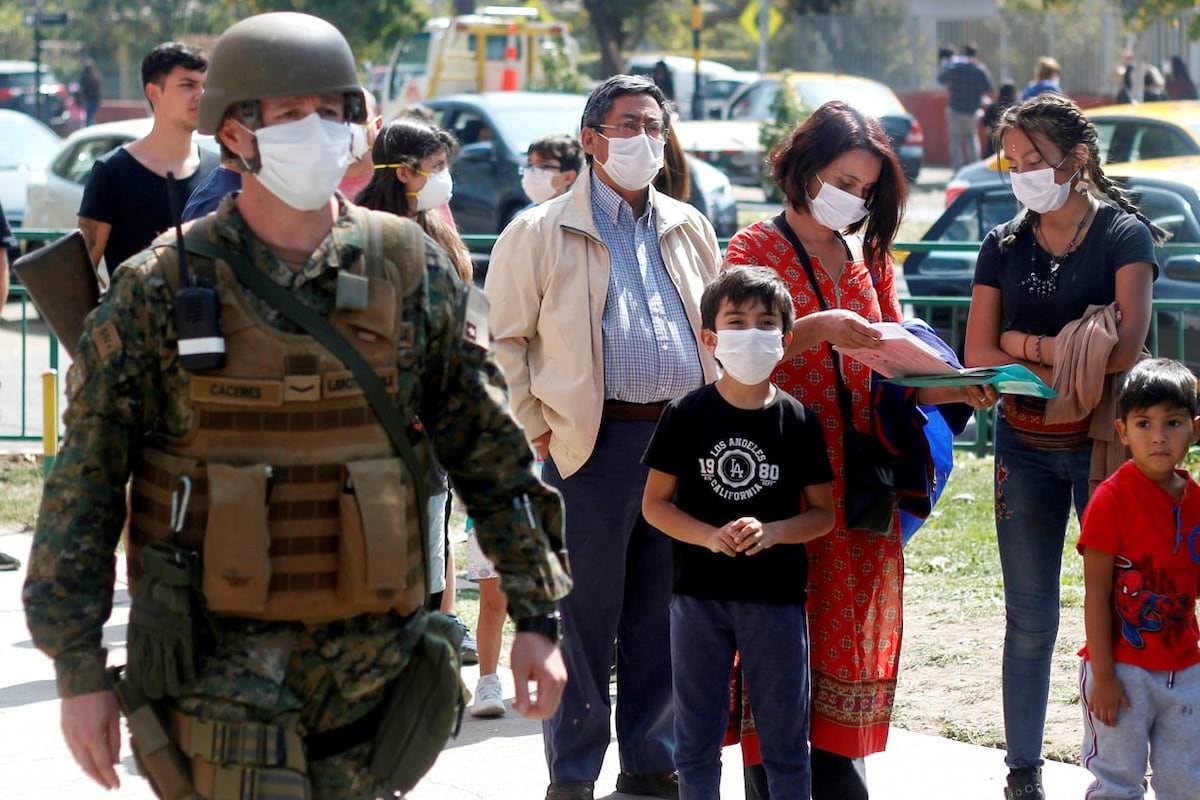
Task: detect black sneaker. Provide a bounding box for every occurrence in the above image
[545,780,594,800]
[1004,767,1045,800]
[615,771,679,799]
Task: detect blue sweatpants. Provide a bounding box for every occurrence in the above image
[670,594,811,800]
[1080,660,1200,799]
[541,420,675,783]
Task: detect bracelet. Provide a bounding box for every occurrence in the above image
[1022,334,1032,363]
[1035,335,1046,366]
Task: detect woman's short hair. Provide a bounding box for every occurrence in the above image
[769,100,907,266]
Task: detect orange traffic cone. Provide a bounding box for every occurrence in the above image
[500,22,519,91]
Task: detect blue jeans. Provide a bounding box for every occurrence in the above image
[993,417,1092,770]
[541,420,675,783]
[671,594,810,800]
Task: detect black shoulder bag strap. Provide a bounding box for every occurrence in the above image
[771,212,860,429]
[178,236,430,573]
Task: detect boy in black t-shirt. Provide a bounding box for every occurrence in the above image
[642,267,835,800]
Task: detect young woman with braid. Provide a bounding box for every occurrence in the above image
[964,94,1164,800]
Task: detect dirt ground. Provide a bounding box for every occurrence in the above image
[895,570,1087,765]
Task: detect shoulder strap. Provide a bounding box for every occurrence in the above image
[179,236,429,576]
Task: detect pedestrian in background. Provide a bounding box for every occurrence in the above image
[1022,56,1063,101]
[964,93,1162,800]
[983,83,1017,159]
[521,133,582,204]
[1165,55,1197,101]
[487,73,722,800]
[79,62,101,126]
[939,42,994,171]
[724,99,997,800]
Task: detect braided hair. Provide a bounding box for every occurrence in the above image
[991,93,1169,252]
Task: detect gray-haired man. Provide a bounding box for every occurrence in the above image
[486,76,721,800]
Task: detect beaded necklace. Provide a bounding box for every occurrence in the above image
[1018,200,1096,299]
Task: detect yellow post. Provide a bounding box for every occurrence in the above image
[42,369,58,478]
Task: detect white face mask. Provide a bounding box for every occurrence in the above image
[1009,156,1076,213]
[714,328,785,386]
[522,167,560,204]
[596,132,665,192]
[242,113,352,211]
[412,168,453,211]
[349,123,371,161]
[806,175,869,231]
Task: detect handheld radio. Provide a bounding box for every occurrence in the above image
[166,172,225,371]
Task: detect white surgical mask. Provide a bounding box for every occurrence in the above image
[806,175,869,231]
[349,123,371,161]
[596,132,664,192]
[714,329,785,385]
[1009,156,1076,213]
[522,167,559,204]
[412,168,453,211]
[241,113,352,211]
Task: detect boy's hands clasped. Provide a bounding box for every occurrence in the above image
[706,517,777,557]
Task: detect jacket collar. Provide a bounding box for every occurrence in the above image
[560,165,691,242]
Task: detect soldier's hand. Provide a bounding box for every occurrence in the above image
[510,632,566,720]
[62,690,121,790]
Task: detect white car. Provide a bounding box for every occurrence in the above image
[0,109,61,230]
[24,117,218,230]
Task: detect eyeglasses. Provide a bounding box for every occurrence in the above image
[520,163,562,175]
[593,120,668,140]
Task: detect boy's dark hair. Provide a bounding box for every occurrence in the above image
[962,42,979,58]
[142,41,206,95]
[701,267,795,333]
[1117,358,1199,419]
[529,134,583,174]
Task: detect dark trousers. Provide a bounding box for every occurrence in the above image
[541,420,675,783]
[745,750,867,800]
[671,595,810,800]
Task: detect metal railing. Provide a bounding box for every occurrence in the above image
[7,229,1200,457]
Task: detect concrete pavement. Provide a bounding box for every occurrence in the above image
[0,529,1111,799]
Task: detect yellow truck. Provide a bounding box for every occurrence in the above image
[380,6,578,120]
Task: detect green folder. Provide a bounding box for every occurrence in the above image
[884,364,1057,399]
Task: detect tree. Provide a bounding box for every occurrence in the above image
[1045,0,1200,39]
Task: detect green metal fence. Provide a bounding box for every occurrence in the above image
[7,229,1200,455]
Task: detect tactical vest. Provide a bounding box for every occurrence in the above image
[128,209,430,622]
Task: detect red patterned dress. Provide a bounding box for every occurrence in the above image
[723,218,904,760]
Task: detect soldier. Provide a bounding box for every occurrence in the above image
[23,12,570,800]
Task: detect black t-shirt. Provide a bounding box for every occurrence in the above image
[642,383,833,604]
[973,204,1157,336]
[78,146,217,271]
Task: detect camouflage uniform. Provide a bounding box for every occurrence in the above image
[23,194,571,798]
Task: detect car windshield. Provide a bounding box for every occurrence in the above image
[488,102,585,154]
[0,116,61,169]
[792,79,904,116]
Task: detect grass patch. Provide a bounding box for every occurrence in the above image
[0,455,43,529]
[938,719,1004,749]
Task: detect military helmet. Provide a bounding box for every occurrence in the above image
[198,12,363,135]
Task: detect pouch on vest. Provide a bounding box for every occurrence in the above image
[368,610,468,793]
[127,541,207,700]
[338,458,425,610]
[202,463,272,614]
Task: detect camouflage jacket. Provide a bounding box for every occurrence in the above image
[23,195,571,697]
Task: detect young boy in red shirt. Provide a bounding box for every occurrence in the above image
[1078,357,1200,800]
[642,267,836,799]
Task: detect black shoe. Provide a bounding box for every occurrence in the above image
[615,771,679,799]
[545,781,594,800]
[1004,768,1045,800]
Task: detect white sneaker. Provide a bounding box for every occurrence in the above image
[471,673,506,718]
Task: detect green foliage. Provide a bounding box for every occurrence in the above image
[1044,0,1200,40]
[758,73,807,201]
[530,45,587,94]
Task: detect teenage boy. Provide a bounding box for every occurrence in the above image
[78,42,217,274]
[521,134,583,204]
[1078,357,1200,800]
[642,267,836,800]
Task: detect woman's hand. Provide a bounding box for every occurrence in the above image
[959,384,1000,410]
[818,309,883,350]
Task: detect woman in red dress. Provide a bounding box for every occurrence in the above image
[723,101,997,799]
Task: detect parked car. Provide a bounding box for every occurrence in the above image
[905,157,1200,364]
[626,55,741,120]
[674,72,923,187]
[422,91,737,238]
[0,60,70,131]
[24,118,218,230]
[0,109,62,234]
[945,100,1200,205]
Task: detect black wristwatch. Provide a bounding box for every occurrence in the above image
[514,611,561,644]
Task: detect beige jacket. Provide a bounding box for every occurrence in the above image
[484,169,721,478]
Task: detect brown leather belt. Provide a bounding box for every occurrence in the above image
[602,399,667,422]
